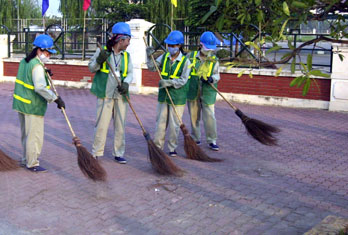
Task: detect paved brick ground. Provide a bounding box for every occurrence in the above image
[0,82,347,235]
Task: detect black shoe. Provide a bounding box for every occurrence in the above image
[209,143,219,151]
[114,156,127,164]
[169,151,177,157]
[26,166,47,172]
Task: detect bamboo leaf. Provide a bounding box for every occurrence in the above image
[303,78,311,96]
[288,40,295,50]
[275,66,283,77]
[292,1,307,8]
[266,45,282,54]
[297,76,306,88]
[291,57,296,73]
[255,0,261,6]
[300,62,308,72]
[279,19,289,40]
[308,70,330,78]
[290,76,301,87]
[339,54,345,61]
[283,2,290,16]
[307,54,312,71]
[237,70,246,78]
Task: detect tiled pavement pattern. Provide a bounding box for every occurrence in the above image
[0,82,347,235]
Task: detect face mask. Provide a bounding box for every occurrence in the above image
[201,47,213,57]
[168,47,179,56]
[39,54,49,63]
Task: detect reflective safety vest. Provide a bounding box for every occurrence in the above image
[158,52,188,105]
[12,58,50,116]
[187,51,218,105]
[90,49,129,98]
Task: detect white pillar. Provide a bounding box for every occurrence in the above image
[125,19,154,93]
[329,43,348,112]
[0,34,15,80]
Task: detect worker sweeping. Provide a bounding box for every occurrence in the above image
[146,30,191,157]
[187,31,220,151]
[89,22,133,164]
[12,34,65,172]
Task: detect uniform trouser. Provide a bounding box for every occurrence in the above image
[18,112,44,168]
[187,99,217,144]
[92,98,128,157]
[154,103,185,152]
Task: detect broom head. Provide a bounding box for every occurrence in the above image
[180,124,222,162]
[235,109,280,146]
[145,132,184,176]
[0,149,20,171]
[73,137,107,181]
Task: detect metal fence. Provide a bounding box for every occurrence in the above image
[1,20,333,72]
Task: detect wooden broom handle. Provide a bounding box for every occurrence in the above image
[96,43,147,134]
[142,37,183,125]
[45,71,77,138]
[208,83,237,111]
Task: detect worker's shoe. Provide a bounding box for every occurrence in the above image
[114,156,127,164]
[209,143,219,151]
[26,166,47,172]
[195,141,201,145]
[169,151,177,157]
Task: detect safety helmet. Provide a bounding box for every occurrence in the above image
[112,22,131,37]
[33,34,57,54]
[200,31,217,50]
[164,31,184,45]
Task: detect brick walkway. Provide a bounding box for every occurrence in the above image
[0,82,347,235]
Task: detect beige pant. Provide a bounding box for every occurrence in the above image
[92,98,128,157]
[18,112,44,168]
[187,99,217,144]
[154,103,185,152]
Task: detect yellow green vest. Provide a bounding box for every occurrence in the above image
[158,52,188,105]
[12,58,50,116]
[187,51,218,105]
[90,50,129,99]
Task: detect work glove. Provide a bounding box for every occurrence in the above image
[146,46,155,58]
[117,82,129,95]
[200,76,214,84]
[96,48,110,65]
[45,68,53,76]
[159,79,174,89]
[54,96,66,109]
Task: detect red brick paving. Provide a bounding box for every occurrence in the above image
[0,82,347,234]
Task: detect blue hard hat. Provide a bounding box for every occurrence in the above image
[33,34,57,54]
[200,31,217,50]
[164,31,184,45]
[112,22,131,37]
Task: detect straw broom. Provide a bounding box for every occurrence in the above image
[143,37,221,162]
[208,83,280,146]
[97,43,183,176]
[0,148,19,171]
[45,70,107,181]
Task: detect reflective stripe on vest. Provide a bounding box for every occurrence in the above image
[122,52,128,77]
[161,52,186,79]
[161,53,170,76]
[13,94,31,104]
[15,78,50,90]
[100,52,128,78]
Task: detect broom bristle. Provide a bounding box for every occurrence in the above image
[73,138,107,181]
[0,149,19,171]
[147,138,184,176]
[180,124,222,162]
[235,109,280,146]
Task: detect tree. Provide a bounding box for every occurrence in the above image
[200,0,348,95]
[0,0,41,31]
